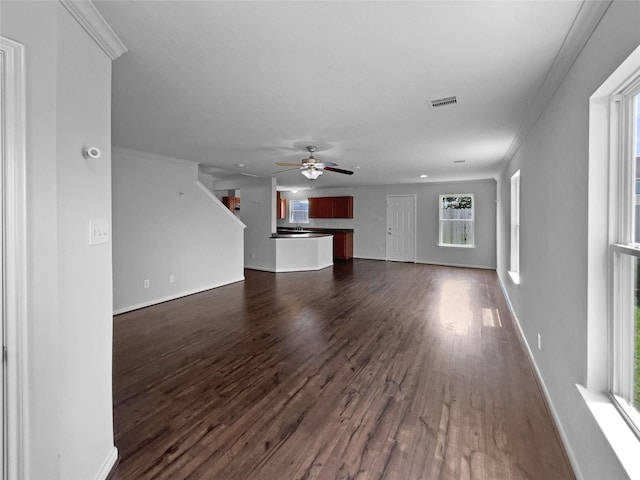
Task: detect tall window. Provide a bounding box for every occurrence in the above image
[289,199,309,223]
[439,194,474,247]
[510,171,521,284]
[610,83,640,433]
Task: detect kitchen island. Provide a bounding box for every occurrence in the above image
[277,227,354,260]
[270,232,333,272]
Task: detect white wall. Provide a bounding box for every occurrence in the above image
[1,2,117,478]
[496,1,640,478]
[213,176,277,271]
[56,7,116,479]
[112,148,245,313]
[280,179,497,269]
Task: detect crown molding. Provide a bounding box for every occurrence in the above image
[498,0,613,176]
[59,0,127,60]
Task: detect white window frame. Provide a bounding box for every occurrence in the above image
[609,79,640,434]
[289,199,309,224]
[509,171,521,285]
[438,194,475,248]
[583,45,640,479]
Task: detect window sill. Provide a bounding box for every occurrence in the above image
[437,243,475,249]
[508,271,520,285]
[576,384,640,479]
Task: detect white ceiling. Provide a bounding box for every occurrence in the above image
[95,0,587,189]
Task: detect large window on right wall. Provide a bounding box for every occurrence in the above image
[438,194,475,248]
[610,80,640,434]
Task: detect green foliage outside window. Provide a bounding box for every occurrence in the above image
[442,196,473,209]
[635,306,640,407]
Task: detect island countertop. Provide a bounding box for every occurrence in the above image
[271,232,333,239]
[277,227,354,234]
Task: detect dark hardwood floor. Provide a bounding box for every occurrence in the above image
[112,260,574,480]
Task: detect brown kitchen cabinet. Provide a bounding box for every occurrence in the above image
[333,232,353,260]
[332,196,353,218]
[222,196,240,211]
[309,197,332,218]
[276,192,287,219]
[309,196,353,218]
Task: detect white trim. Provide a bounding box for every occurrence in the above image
[288,198,310,224]
[354,255,386,262]
[92,446,118,480]
[246,264,333,273]
[438,193,475,248]
[498,0,612,176]
[0,36,28,480]
[510,170,521,275]
[577,386,640,480]
[113,277,245,316]
[496,272,583,480]
[59,0,127,60]
[353,257,496,270]
[415,260,495,270]
[195,180,246,229]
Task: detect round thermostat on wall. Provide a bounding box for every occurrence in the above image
[83,147,101,159]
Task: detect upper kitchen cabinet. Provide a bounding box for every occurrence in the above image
[333,196,353,218]
[276,192,287,219]
[309,196,353,218]
[222,196,240,212]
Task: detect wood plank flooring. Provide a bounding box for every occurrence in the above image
[112,260,574,480]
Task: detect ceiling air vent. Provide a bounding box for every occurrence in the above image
[428,95,458,110]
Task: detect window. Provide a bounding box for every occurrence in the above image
[510,171,521,284]
[439,194,474,247]
[584,46,640,475]
[610,82,640,434]
[289,199,309,223]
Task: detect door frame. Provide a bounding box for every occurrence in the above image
[1,36,28,480]
[385,194,417,263]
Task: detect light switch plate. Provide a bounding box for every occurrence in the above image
[89,219,109,246]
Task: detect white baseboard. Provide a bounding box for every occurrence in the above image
[244,265,277,272]
[415,260,495,270]
[113,277,245,315]
[245,263,333,273]
[496,271,583,480]
[93,446,118,480]
[353,256,495,270]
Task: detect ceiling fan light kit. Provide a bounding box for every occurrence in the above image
[301,167,323,180]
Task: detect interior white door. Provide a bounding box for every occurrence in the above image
[386,195,415,262]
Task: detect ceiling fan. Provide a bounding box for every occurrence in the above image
[276,146,354,180]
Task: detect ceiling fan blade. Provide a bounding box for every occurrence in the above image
[324,166,354,175]
[276,162,304,167]
[315,162,338,167]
